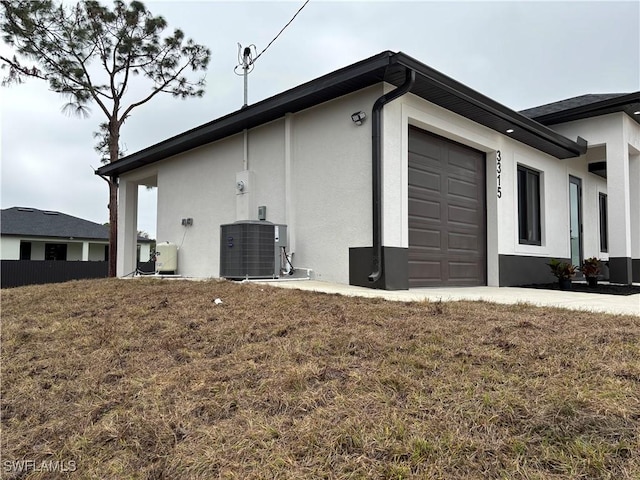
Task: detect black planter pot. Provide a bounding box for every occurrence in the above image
[558,278,572,291]
[587,276,598,287]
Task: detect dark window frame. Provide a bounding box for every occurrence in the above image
[19,241,32,260]
[517,165,542,246]
[599,192,608,252]
[44,243,68,261]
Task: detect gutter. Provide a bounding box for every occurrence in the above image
[369,68,415,283]
[393,54,587,157]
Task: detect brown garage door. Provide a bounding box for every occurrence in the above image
[408,126,486,287]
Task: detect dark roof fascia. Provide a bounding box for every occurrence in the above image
[1,233,153,242]
[97,51,395,177]
[98,51,587,178]
[524,91,640,126]
[392,53,587,158]
[1,233,109,241]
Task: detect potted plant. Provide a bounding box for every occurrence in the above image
[548,259,577,290]
[580,257,601,287]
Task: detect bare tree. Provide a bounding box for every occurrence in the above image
[1,0,210,276]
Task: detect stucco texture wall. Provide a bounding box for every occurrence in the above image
[383,91,613,285]
[0,237,20,260]
[139,86,381,283]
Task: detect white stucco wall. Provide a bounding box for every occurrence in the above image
[123,85,381,283]
[89,243,107,261]
[66,242,83,261]
[290,86,379,281]
[1,237,110,261]
[551,113,640,263]
[31,242,45,260]
[154,133,243,278]
[117,80,634,286]
[1,237,20,259]
[382,91,600,285]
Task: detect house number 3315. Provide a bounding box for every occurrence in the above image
[496,150,502,198]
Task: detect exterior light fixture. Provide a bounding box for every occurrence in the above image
[506,128,514,133]
[351,111,366,125]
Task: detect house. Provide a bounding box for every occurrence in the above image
[1,207,153,263]
[96,51,639,289]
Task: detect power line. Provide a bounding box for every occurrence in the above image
[253,0,310,64]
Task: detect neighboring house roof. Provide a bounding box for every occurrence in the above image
[1,207,152,242]
[520,92,640,126]
[97,50,588,178]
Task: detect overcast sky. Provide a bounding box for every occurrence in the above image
[1,0,638,239]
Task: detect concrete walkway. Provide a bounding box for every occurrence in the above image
[257,279,640,316]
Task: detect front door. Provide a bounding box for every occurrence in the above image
[569,176,583,269]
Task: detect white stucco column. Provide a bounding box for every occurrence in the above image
[117,178,139,277]
[81,241,89,261]
[606,139,633,283]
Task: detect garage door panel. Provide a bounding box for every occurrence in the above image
[409,134,443,160]
[409,260,444,283]
[409,197,441,221]
[448,232,479,252]
[448,145,482,174]
[409,169,441,194]
[410,228,441,250]
[448,204,479,226]
[449,261,480,281]
[448,177,478,201]
[409,126,486,287]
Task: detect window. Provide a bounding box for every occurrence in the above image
[599,193,608,252]
[45,243,67,261]
[517,165,541,245]
[19,241,31,260]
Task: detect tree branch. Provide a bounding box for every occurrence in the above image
[0,55,48,82]
[119,61,191,125]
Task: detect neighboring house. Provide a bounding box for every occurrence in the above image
[96,51,639,289]
[1,207,153,263]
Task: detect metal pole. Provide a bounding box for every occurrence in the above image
[243,64,248,108]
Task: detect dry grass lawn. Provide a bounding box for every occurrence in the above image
[1,278,639,479]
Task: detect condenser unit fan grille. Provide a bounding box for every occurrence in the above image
[220,221,277,279]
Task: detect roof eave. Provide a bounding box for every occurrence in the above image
[98,51,587,178]
[97,51,395,177]
[529,91,640,126]
[393,53,587,159]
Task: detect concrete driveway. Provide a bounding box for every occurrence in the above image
[258,280,640,316]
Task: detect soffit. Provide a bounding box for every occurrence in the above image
[97,51,584,177]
